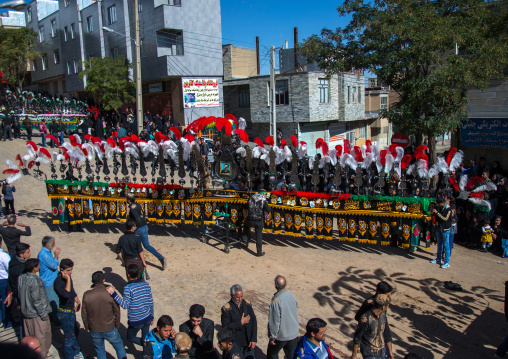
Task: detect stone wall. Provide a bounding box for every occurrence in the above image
[339,73,366,122]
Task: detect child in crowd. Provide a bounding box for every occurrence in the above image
[480,219,493,252]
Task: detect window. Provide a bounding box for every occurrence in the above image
[73,59,79,74]
[140,40,146,57]
[358,87,361,103]
[238,85,250,107]
[138,2,142,12]
[352,87,356,103]
[156,29,184,56]
[42,54,48,71]
[369,78,376,88]
[318,79,329,103]
[380,96,388,110]
[64,26,68,42]
[67,61,71,75]
[359,126,366,138]
[107,5,117,25]
[347,86,350,104]
[174,0,182,5]
[111,47,119,58]
[39,26,45,42]
[32,60,37,71]
[71,23,76,39]
[51,19,57,37]
[382,126,389,134]
[27,7,31,23]
[275,80,289,105]
[54,50,60,64]
[86,16,93,33]
[65,0,70,7]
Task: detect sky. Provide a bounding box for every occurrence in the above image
[220,0,351,75]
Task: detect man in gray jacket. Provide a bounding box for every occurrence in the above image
[18,258,52,359]
[267,275,299,359]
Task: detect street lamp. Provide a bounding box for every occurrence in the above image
[102,0,143,134]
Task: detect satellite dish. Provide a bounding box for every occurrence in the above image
[0,0,27,11]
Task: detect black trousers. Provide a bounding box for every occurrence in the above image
[26,127,32,141]
[4,200,15,215]
[247,220,264,255]
[266,337,299,359]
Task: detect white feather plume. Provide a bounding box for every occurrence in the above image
[60,142,73,152]
[27,145,36,159]
[5,160,18,169]
[371,144,380,160]
[472,182,497,193]
[459,174,468,192]
[437,156,449,174]
[395,146,404,163]
[52,151,59,163]
[384,153,394,173]
[309,156,315,170]
[260,153,268,163]
[6,172,22,184]
[252,146,267,159]
[35,157,50,165]
[328,149,337,166]
[457,191,470,200]
[282,146,292,163]
[238,117,247,130]
[56,154,66,162]
[449,150,464,172]
[180,138,193,161]
[68,150,85,162]
[406,164,415,176]
[22,154,30,167]
[417,158,428,178]
[236,147,246,157]
[428,164,439,179]
[107,147,123,159]
[345,154,358,171]
[297,143,308,159]
[125,146,139,159]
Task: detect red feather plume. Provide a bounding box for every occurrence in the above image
[81,147,89,157]
[254,137,264,148]
[280,139,287,149]
[388,144,397,158]
[169,126,181,140]
[321,142,329,156]
[354,146,363,162]
[401,154,412,170]
[84,134,92,140]
[155,132,162,144]
[365,140,372,153]
[290,135,298,148]
[15,154,23,167]
[335,145,343,156]
[107,137,117,148]
[466,176,485,191]
[130,134,140,144]
[91,136,102,144]
[184,134,195,143]
[2,169,20,175]
[45,134,60,147]
[26,140,38,152]
[58,146,68,155]
[343,139,351,154]
[315,138,324,150]
[63,152,70,162]
[266,136,274,146]
[234,128,249,143]
[446,148,458,165]
[27,160,36,169]
[39,147,51,159]
[414,145,428,159]
[225,114,238,128]
[380,150,387,165]
[69,134,80,147]
[449,176,459,192]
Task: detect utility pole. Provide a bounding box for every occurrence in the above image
[270,45,276,141]
[134,0,143,134]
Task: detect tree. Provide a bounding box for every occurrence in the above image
[302,0,508,163]
[79,56,135,111]
[0,27,40,89]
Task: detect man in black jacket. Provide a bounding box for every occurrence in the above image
[0,215,32,256]
[430,197,452,269]
[5,243,31,309]
[127,193,165,270]
[221,284,257,359]
[179,304,215,359]
[3,116,13,141]
[49,119,59,148]
[246,190,271,257]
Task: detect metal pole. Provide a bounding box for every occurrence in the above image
[270,45,276,140]
[134,0,143,134]
[256,36,260,76]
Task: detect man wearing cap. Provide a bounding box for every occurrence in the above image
[352,294,394,359]
[246,190,271,257]
[431,197,452,268]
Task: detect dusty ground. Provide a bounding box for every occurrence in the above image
[1,137,506,359]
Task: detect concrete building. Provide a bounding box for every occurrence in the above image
[24,0,224,126]
[0,9,26,28]
[364,78,393,148]
[222,44,257,80]
[224,70,365,155]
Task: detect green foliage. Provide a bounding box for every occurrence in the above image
[302,0,508,147]
[0,27,40,88]
[79,56,135,111]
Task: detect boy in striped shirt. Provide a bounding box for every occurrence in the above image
[107,264,154,348]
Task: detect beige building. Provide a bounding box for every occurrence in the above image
[222,44,258,80]
[361,78,394,147]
